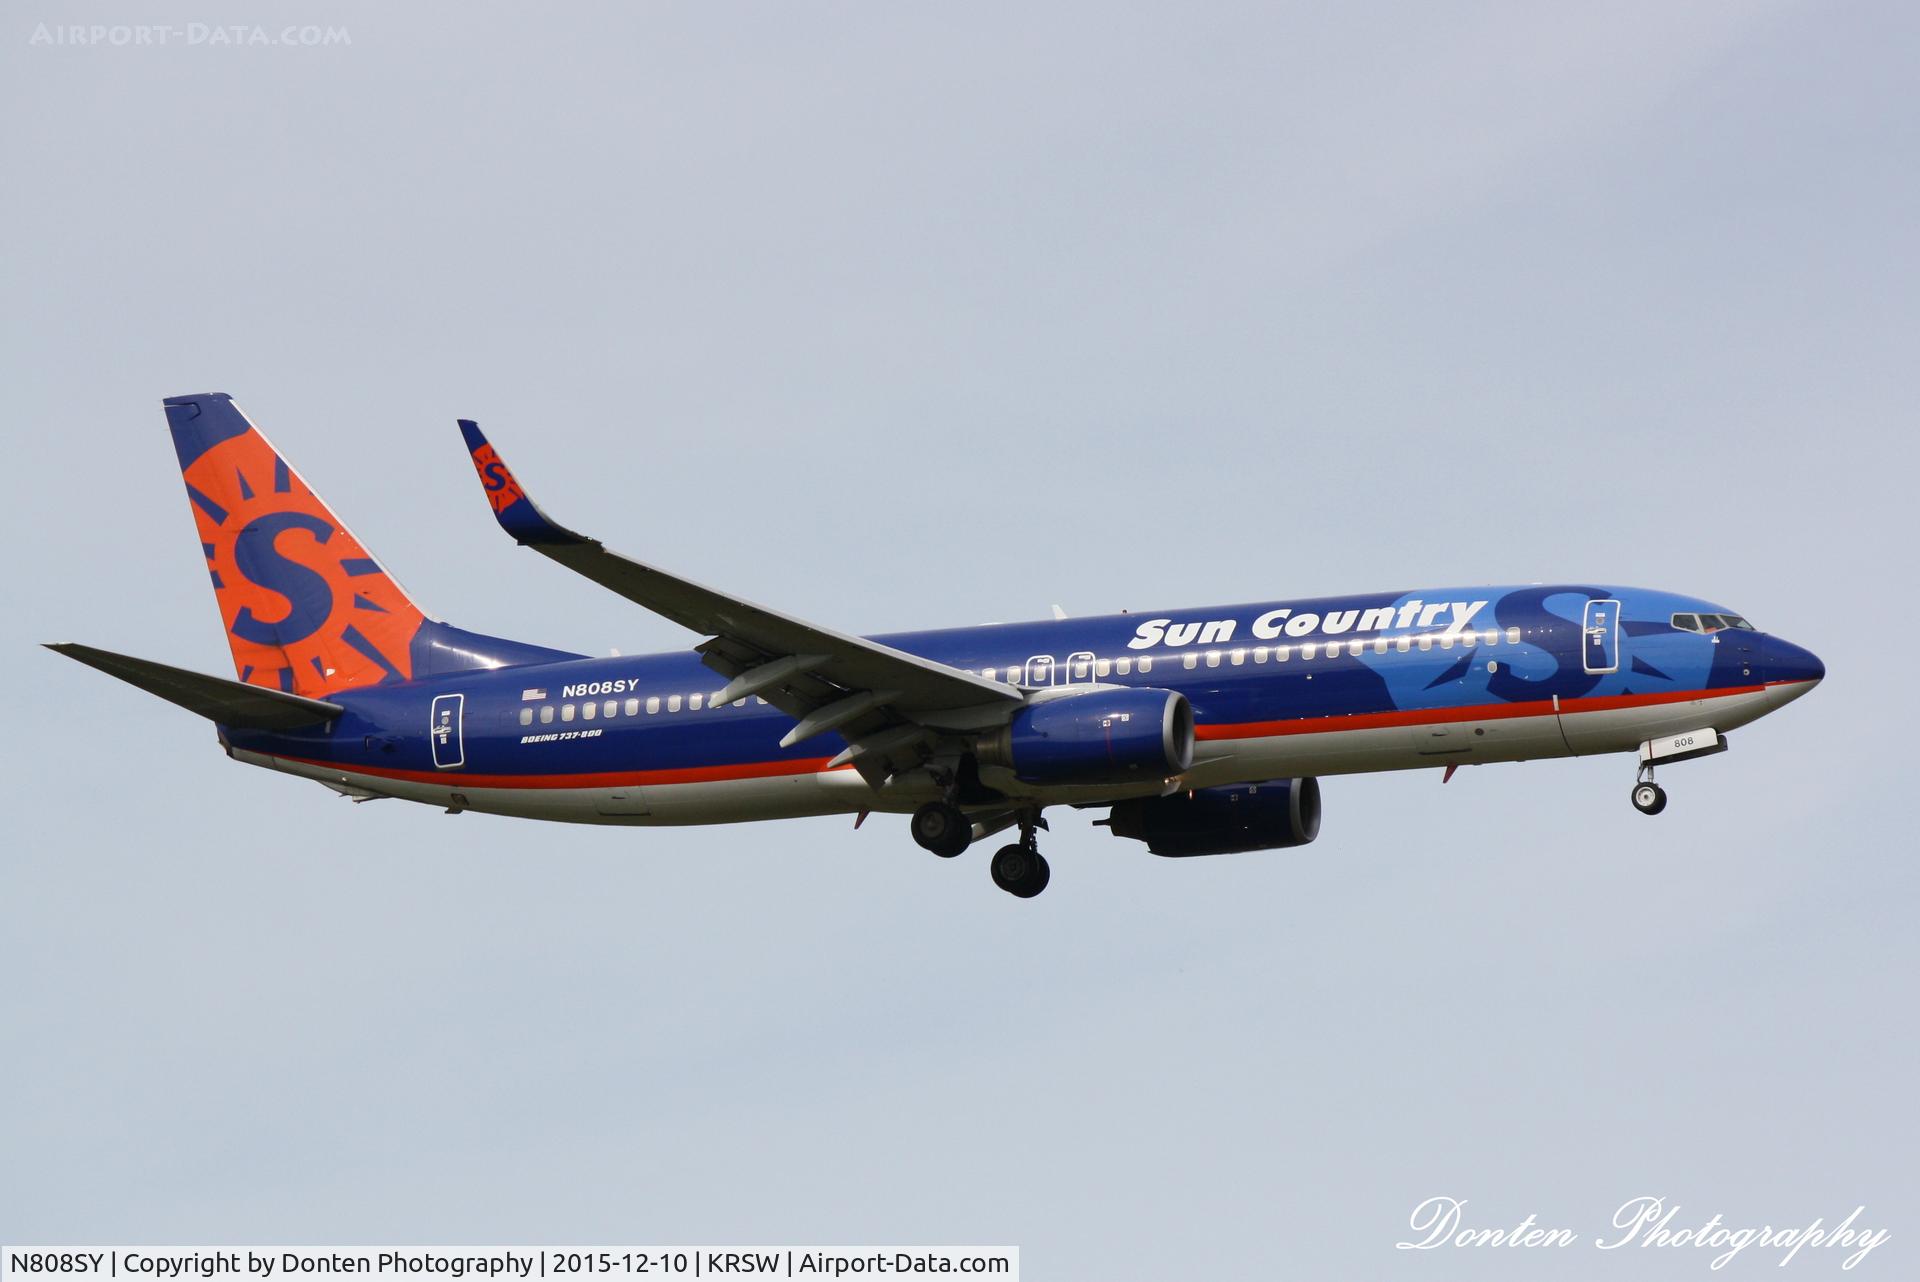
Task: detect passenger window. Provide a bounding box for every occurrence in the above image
[582,701,596,720]
[1302,643,1318,660]
[1183,653,1199,670]
[1276,645,1291,662]
[1096,658,1112,678]
[647,696,660,714]
[1206,651,1221,668]
[1418,636,1432,651]
[983,668,997,681]
[1440,634,1456,649]
[1482,630,1497,646]
[561,704,576,722]
[519,707,533,726]
[1505,628,1520,644]
[689,693,703,710]
[1397,636,1411,652]
[1230,649,1245,666]
[624,698,640,716]
[668,695,682,712]
[605,700,618,718]
[1072,659,1090,679]
[1253,647,1268,664]
[1139,656,1153,674]
[1116,657,1132,675]
[1373,638,1388,654]
[540,705,554,724]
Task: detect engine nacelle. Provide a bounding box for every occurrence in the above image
[976,688,1193,786]
[1104,777,1322,857]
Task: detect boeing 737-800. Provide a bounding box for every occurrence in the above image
[49,394,1825,898]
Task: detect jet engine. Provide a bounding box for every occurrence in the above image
[1103,777,1322,856]
[975,688,1193,786]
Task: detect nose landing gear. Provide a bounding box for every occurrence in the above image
[1631,766,1668,816]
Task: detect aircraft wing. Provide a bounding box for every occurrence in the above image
[46,642,345,730]
[457,421,1020,779]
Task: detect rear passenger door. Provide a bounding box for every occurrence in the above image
[430,693,464,768]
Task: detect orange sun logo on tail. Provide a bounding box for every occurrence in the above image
[166,394,427,696]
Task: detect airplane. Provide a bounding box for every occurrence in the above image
[48,394,1826,898]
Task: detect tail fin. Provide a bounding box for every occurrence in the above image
[163,394,584,694]
[165,393,438,696]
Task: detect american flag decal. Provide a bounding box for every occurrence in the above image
[522,688,547,701]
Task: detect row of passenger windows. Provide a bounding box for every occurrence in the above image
[974,627,1528,682]
[519,692,772,726]
[515,627,1535,724]
[1672,612,1754,633]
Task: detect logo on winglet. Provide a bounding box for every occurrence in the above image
[469,443,525,515]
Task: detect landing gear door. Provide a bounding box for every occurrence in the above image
[1582,599,1620,675]
[430,693,465,769]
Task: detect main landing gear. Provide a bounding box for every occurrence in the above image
[1631,764,1668,816]
[910,801,970,858]
[990,829,1051,899]
[911,802,1051,897]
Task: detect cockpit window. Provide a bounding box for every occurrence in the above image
[1673,611,1755,633]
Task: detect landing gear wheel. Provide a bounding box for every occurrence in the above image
[990,843,1051,898]
[1632,782,1668,815]
[911,802,970,858]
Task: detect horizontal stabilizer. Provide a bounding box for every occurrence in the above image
[46,642,345,730]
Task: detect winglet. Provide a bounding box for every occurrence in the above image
[458,420,593,547]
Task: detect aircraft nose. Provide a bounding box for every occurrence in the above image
[1763,635,1825,706]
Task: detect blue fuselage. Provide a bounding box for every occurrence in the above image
[219,583,1823,826]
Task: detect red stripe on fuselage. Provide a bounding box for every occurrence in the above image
[1194,682,1773,742]
[269,682,1789,788]
[272,752,843,789]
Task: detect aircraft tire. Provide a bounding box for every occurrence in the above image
[911,802,970,858]
[990,844,1050,898]
[1632,782,1668,815]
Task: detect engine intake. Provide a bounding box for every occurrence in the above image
[1105,778,1322,856]
[976,688,1193,786]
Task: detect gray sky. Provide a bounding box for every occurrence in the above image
[4,2,1915,1277]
